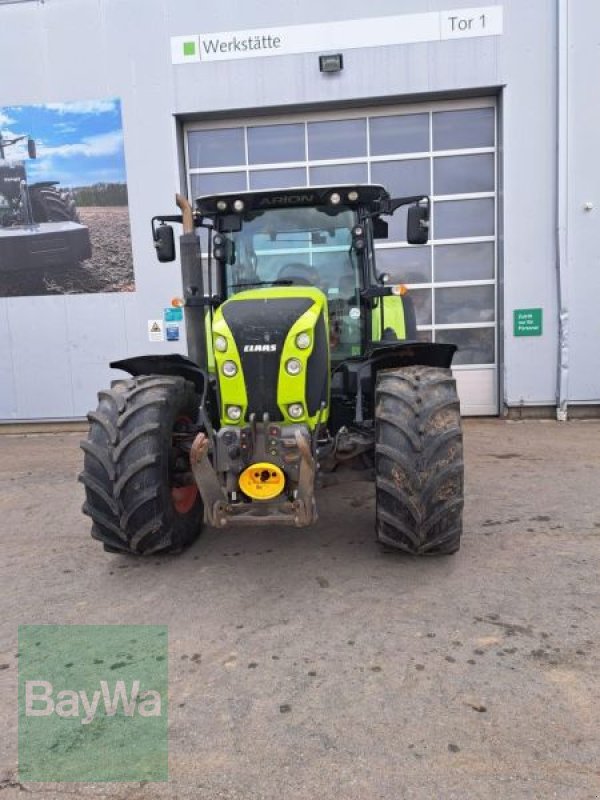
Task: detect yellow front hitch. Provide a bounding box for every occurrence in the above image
[239,462,285,500]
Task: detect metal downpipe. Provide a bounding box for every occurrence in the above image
[556,0,569,421]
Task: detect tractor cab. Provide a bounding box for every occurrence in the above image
[196,185,426,363]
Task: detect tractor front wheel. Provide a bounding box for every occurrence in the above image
[375,365,464,555]
[79,375,204,555]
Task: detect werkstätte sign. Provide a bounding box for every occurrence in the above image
[172,6,503,64]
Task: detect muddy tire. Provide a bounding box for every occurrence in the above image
[79,375,204,555]
[375,365,463,555]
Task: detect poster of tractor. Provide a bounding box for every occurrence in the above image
[0,97,134,297]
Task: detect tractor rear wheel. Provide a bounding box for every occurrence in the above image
[375,365,463,555]
[79,375,204,555]
[30,186,80,223]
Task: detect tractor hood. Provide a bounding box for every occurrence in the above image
[211,286,329,428]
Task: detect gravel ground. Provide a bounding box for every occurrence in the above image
[0,206,134,297]
[0,419,599,799]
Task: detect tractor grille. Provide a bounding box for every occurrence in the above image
[222,297,313,421]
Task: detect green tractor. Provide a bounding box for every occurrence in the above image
[80,185,463,556]
[0,133,91,272]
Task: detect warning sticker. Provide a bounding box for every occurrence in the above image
[166,324,180,342]
[148,319,164,342]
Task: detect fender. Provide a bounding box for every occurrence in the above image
[365,341,457,371]
[339,342,458,423]
[110,354,206,395]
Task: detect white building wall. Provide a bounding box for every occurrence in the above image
[0,0,597,419]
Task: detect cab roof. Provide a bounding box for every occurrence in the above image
[195,184,391,217]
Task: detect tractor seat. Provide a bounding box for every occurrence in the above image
[277,263,318,286]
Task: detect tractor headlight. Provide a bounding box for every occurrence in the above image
[227,405,242,421]
[288,403,304,419]
[329,192,341,205]
[286,358,302,376]
[233,199,245,212]
[216,200,228,212]
[222,360,238,377]
[214,335,228,352]
[347,190,359,202]
[295,332,311,350]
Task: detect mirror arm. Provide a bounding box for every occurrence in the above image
[151,215,182,241]
[359,195,429,222]
[361,286,392,299]
[384,195,430,215]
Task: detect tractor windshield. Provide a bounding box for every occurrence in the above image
[223,205,363,358]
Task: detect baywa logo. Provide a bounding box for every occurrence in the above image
[25,679,162,725]
[18,625,168,782]
[243,344,277,353]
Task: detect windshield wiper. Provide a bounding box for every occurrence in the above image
[230,280,293,288]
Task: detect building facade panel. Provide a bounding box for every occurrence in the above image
[0,0,597,420]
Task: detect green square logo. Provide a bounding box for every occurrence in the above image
[18,625,168,782]
[182,40,196,57]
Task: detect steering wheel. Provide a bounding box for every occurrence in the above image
[277,263,317,286]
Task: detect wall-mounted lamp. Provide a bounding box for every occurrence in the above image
[319,53,344,73]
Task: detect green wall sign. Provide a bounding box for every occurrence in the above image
[514,308,543,337]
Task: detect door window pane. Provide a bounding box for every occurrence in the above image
[369,113,429,155]
[247,123,305,165]
[435,242,495,281]
[371,159,430,197]
[307,118,367,160]
[434,154,495,195]
[309,162,368,185]
[188,127,245,169]
[432,108,495,150]
[375,246,431,283]
[434,199,495,239]
[191,171,246,198]
[435,286,495,324]
[436,328,495,365]
[249,167,306,190]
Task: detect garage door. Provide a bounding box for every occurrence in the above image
[184,98,498,415]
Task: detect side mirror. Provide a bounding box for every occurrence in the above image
[27,138,36,159]
[407,204,429,245]
[373,217,389,239]
[154,224,176,262]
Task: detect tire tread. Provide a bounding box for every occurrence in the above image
[79,375,203,555]
[375,365,464,555]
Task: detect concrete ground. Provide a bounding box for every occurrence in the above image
[1,420,599,799]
